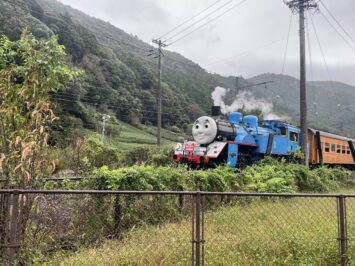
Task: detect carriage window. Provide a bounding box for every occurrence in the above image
[280,127,287,136]
[337,145,341,153]
[342,146,346,154]
[289,132,298,142]
[331,144,336,152]
[325,143,330,152]
[347,147,351,154]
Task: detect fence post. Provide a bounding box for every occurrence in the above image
[6,191,20,265]
[201,194,205,266]
[179,194,184,211]
[191,193,195,266]
[113,194,122,238]
[195,191,201,266]
[337,195,347,266]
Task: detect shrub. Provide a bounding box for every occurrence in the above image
[48,156,353,194]
[123,146,172,167]
[84,135,122,169]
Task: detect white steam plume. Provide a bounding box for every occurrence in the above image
[211,86,229,106]
[211,86,289,121]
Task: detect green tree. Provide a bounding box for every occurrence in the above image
[0,30,80,188]
[0,30,80,263]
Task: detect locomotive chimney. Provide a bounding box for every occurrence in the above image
[211,106,221,117]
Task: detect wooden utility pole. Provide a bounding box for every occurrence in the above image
[284,0,318,166]
[236,76,239,94]
[151,39,166,147]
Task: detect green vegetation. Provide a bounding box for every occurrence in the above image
[48,129,175,175]
[0,0,219,136]
[0,29,80,264]
[0,30,80,187]
[49,192,354,265]
[47,157,353,193]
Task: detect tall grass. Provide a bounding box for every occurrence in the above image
[50,194,355,266]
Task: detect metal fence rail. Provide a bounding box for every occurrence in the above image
[0,189,355,265]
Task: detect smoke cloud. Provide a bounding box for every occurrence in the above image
[211,86,229,106]
[211,86,289,121]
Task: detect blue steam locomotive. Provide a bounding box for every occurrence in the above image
[171,106,301,167]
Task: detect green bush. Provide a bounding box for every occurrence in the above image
[83,135,122,169]
[49,156,353,194]
[241,163,297,193]
[123,146,172,167]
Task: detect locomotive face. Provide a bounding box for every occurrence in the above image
[192,116,218,144]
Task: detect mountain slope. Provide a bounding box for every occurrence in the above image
[1,0,239,131]
[0,0,354,139]
[248,74,355,137]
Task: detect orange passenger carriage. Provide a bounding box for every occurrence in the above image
[308,129,355,169]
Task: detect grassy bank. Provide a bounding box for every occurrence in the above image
[48,192,355,266]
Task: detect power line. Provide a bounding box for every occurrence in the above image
[54,91,182,107]
[318,11,355,53]
[15,0,245,91]
[319,1,355,43]
[51,95,191,115]
[164,0,237,43]
[51,99,184,125]
[276,12,294,94]
[51,92,201,116]
[102,34,214,72]
[305,12,318,116]
[281,13,293,77]
[309,12,342,113]
[156,0,224,40]
[167,0,249,46]
[309,14,333,83]
[204,34,297,66]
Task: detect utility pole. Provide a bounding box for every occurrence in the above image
[236,76,239,95]
[101,114,110,143]
[151,39,167,147]
[284,0,318,166]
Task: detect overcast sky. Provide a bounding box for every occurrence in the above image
[58,0,355,86]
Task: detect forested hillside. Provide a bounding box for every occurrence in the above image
[0,0,354,139]
[0,0,241,135]
[249,74,355,136]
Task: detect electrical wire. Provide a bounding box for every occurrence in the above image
[204,34,297,67]
[280,13,293,78]
[318,11,355,53]
[164,0,237,43]
[309,14,333,85]
[275,12,294,95]
[305,12,318,117]
[51,93,199,115]
[167,0,249,46]
[51,97,183,124]
[319,1,355,43]
[6,0,238,87]
[309,13,341,113]
[156,0,224,40]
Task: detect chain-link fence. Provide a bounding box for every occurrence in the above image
[0,190,354,265]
